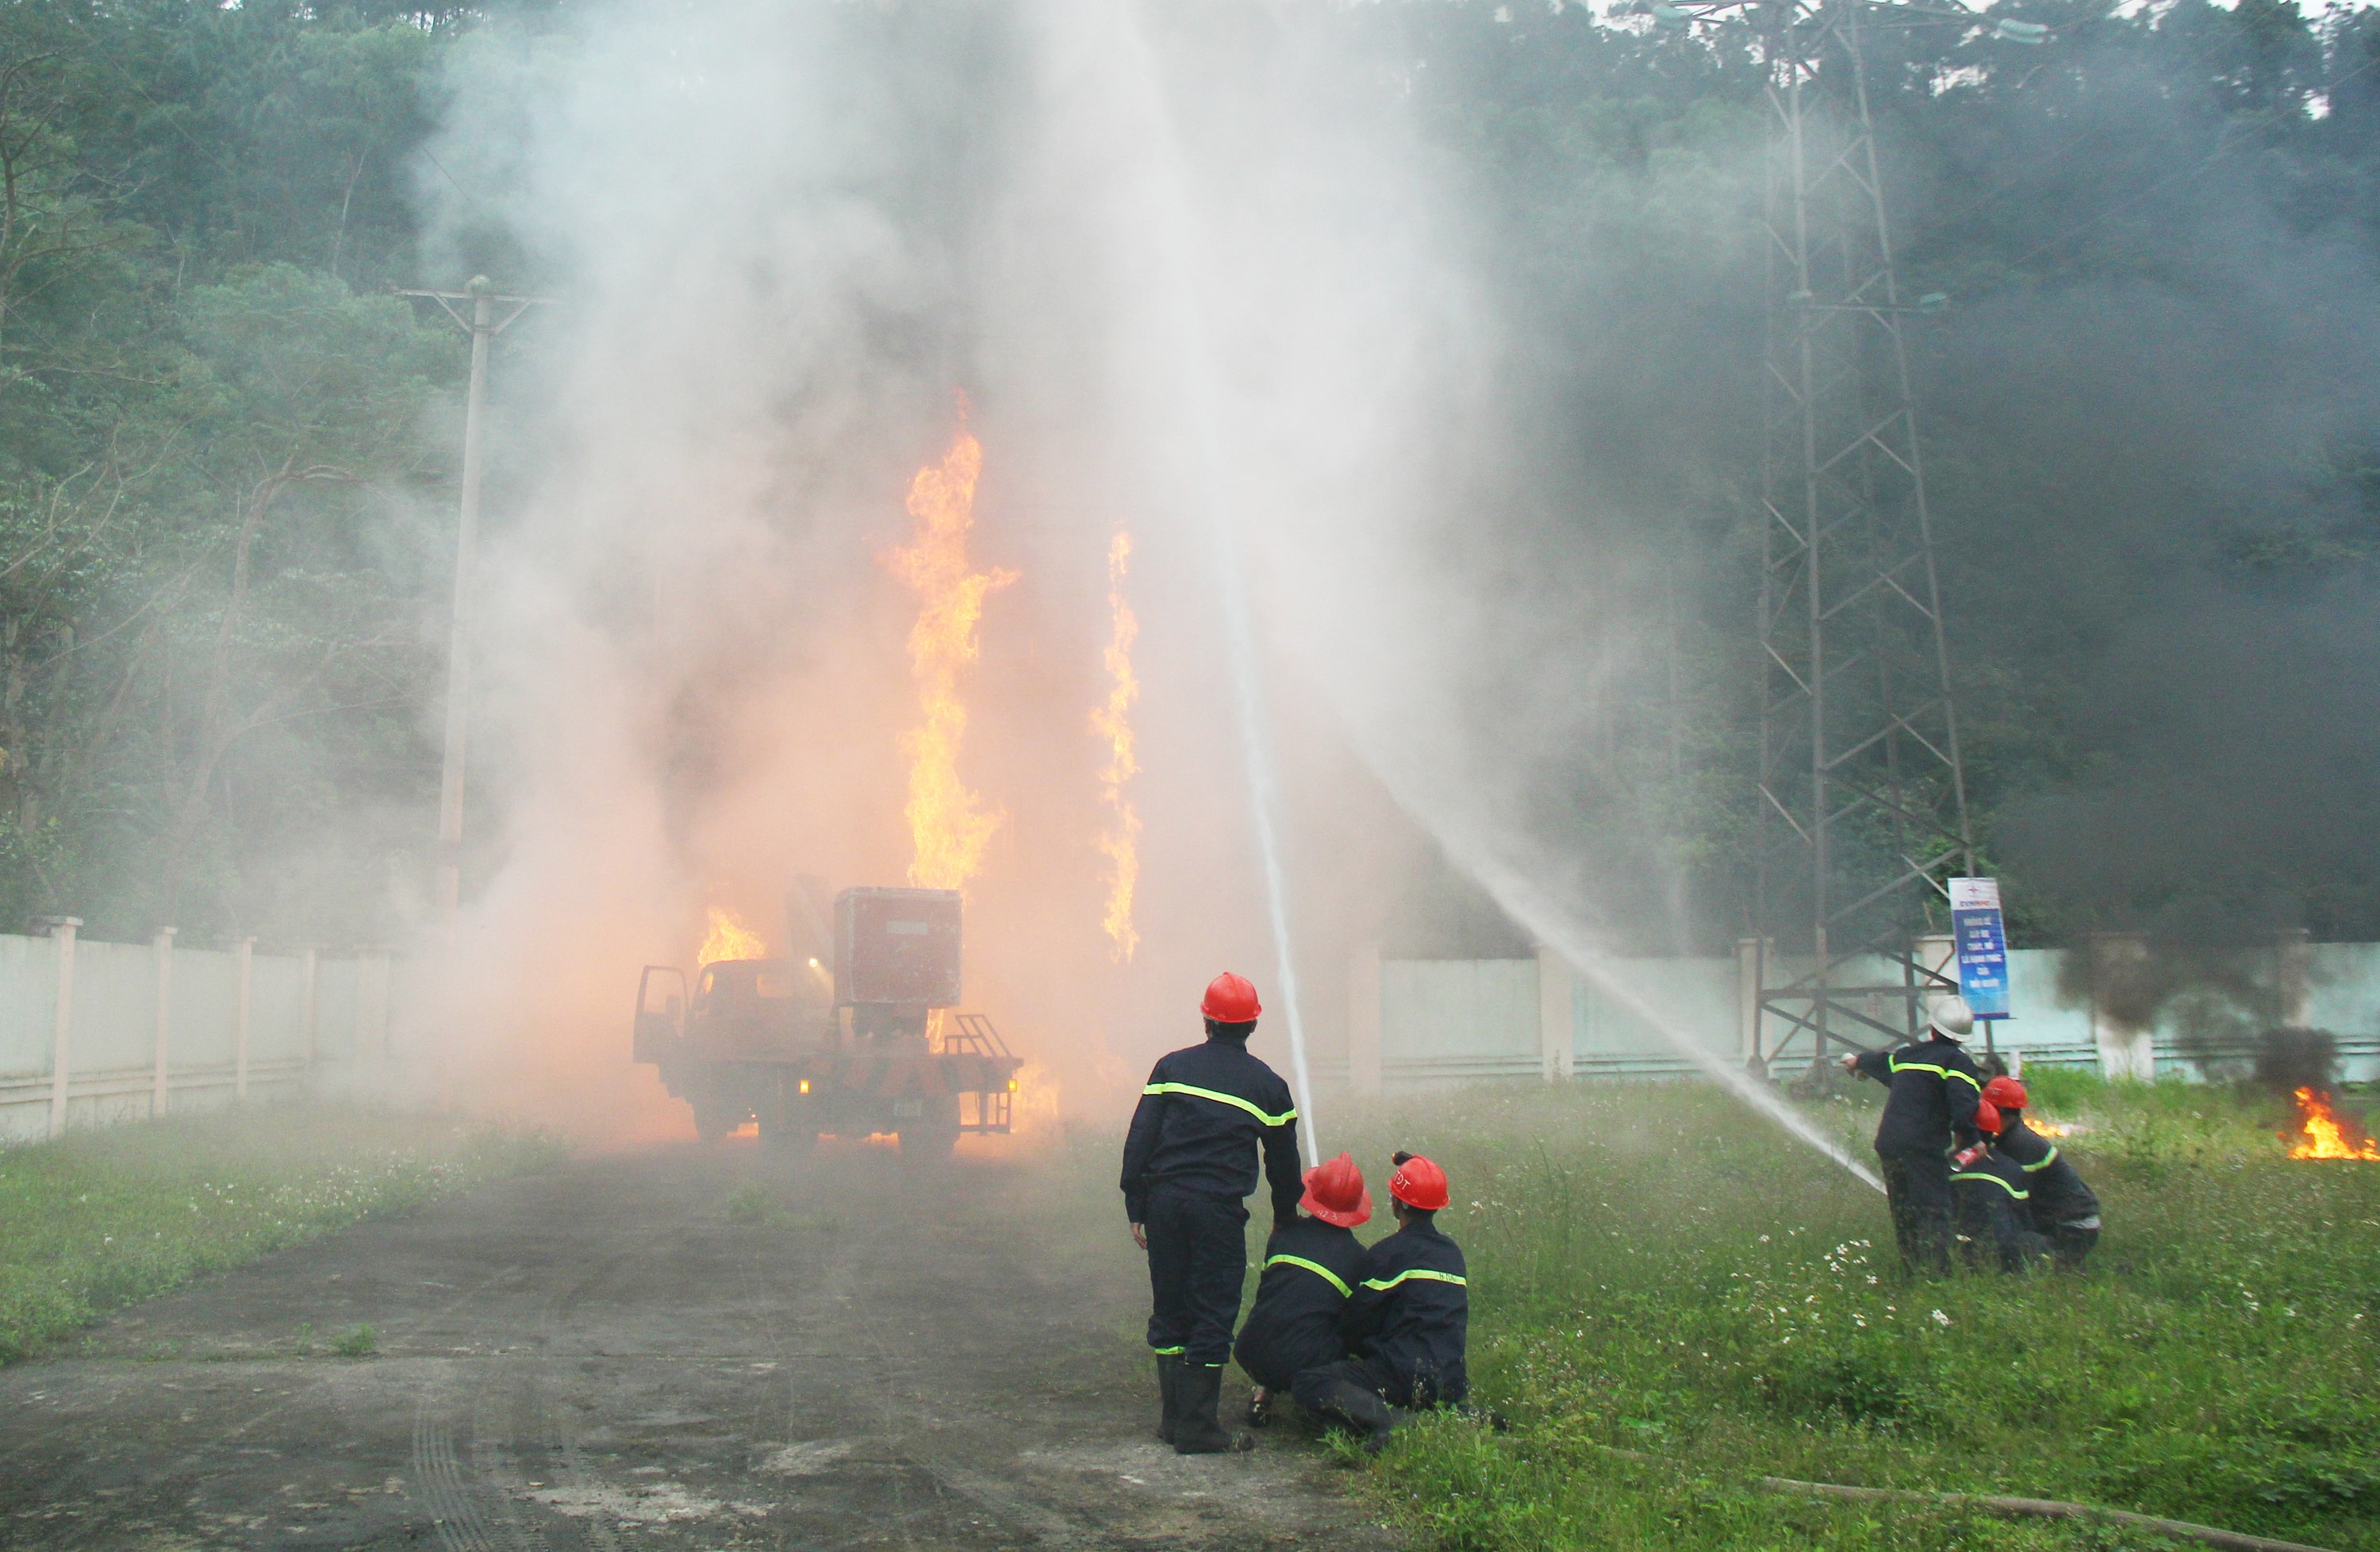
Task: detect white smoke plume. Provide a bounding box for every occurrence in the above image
[404,2,1710,1156]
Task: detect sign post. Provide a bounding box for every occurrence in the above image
[1948,878,2011,1057]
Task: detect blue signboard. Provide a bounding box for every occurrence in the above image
[1948,877,2011,1020]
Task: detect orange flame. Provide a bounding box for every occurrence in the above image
[882,424,1016,893]
[2288,1086,2380,1160]
[1090,529,1141,961]
[699,905,766,966]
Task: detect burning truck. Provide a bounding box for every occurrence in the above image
[632,885,1021,1157]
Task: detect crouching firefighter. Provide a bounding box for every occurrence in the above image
[1234,1151,1371,1428]
[1295,1152,1468,1453]
[1983,1075,2101,1270]
[1841,994,1984,1276]
[1120,972,1302,1455]
[1952,1099,2052,1272]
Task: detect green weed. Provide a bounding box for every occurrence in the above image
[1298,1081,2380,1551]
[0,1104,563,1363]
[332,1322,377,1358]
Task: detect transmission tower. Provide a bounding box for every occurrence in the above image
[1656,0,1998,1068]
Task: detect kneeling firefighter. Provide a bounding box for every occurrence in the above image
[1296,1151,1469,1452]
[1842,994,1985,1275]
[1951,1099,2052,1272]
[1119,972,1303,1455]
[1983,1075,2102,1270]
[1233,1151,1371,1427]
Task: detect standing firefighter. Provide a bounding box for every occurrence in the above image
[1983,1075,2102,1270]
[1295,1152,1469,1453]
[1120,972,1301,1456]
[1841,994,1984,1275]
[1234,1151,1371,1429]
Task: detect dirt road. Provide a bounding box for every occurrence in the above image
[0,1139,1395,1550]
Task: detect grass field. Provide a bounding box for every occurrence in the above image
[1070,1071,2380,1551]
[0,1104,564,1363]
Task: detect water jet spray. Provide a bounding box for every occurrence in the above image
[1111,7,1320,1166]
[1384,801,1883,1193]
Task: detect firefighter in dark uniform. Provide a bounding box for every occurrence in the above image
[1983,1075,2102,1270]
[1951,1098,2052,1271]
[1294,1152,1468,1452]
[1120,972,1302,1455]
[1234,1151,1370,1428]
[1841,994,1984,1275]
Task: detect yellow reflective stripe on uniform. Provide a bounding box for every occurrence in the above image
[1151,1345,1185,1355]
[1361,1268,1468,1292]
[1142,1082,1297,1128]
[2021,1146,2059,1172]
[1952,1171,2029,1199]
[1265,1254,1352,1298]
[1887,1057,1983,1090]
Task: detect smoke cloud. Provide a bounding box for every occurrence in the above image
[392,1,2380,1143]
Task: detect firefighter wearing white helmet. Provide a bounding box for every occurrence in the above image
[1839,993,1985,1275]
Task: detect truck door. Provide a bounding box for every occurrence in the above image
[633,966,687,1064]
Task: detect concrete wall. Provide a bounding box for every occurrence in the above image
[0,925,394,1145]
[1345,943,2380,1091]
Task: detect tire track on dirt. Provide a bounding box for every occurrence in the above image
[528,1208,695,1552]
[413,1383,518,1552]
[841,1163,1102,1550]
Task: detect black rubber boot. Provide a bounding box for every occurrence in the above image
[1171,1364,1255,1454]
[1155,1354,1182,1445]
[1311,1377,1399,1454]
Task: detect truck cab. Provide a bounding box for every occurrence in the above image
[632,886,1020,1154]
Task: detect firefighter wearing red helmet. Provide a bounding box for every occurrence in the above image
[1981,1075,2102,1269]
[1292,1151,1470,1452]
[1231,1151,1371,1428]
[1119,972,1302,1454]
[1949,1099,2053,1272]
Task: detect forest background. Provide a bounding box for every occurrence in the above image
[2,0,2376,958]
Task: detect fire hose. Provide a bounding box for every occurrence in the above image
[1587,1443,2343,1552]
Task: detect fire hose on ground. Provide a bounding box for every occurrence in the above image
[1585,1443,2343,1552]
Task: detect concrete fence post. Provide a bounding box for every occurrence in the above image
[234,937,255,1101]
[1736,938,1766,1071]
[1536,944,1574,1081]
[2088,932,2154,1081]
[2277,928,2313,1028]
[1347,942,1382,1097]
[359,947,392,1066]
[299,946,320,1075]
[151,927,177,1116]
[40,916,81,1138]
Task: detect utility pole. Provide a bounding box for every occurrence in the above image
[1645,0,2017,1071]
[395,277,550,931]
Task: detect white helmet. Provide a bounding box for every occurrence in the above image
[1927,993,1975,1039]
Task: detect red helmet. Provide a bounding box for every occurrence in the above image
[1200,972,1261,1023]
[1983,1075,2028,1112]
[1971,1098,2004,1136]
[1299,1151,1372,1227]
[1388,1153,1449,1211]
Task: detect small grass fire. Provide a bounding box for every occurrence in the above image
[2285,1085,2380,1160]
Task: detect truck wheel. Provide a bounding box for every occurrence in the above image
[760,1106,817,1156]
[897,1122,960,1161]
[693,1098,743,1143]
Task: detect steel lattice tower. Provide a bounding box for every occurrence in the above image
[1666,0,1979,1068]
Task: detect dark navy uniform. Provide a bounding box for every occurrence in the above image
[1296,1217,1469,1413]
[1996,1116,2102,1269]
[1951,1145,2051,1272]
[1120,1038,1301,1368]
[1852,1035,1984,1274]
[1232,1215,1364,1391]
